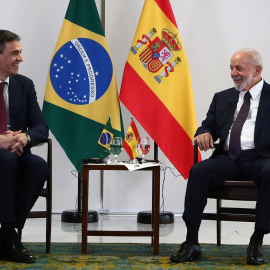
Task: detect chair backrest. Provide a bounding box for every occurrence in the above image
[28,138,52,217]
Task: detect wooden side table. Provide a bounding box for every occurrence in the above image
[81,164,161,255]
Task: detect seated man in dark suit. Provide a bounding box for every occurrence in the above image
[170,48,269,265]
[0,30,49,263]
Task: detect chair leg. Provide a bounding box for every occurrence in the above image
[46,198,52,253]
[45,217,51,253]
[217,199,221,246]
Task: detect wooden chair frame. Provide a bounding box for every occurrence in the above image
[18,138,52,253]
[194,144,257,246]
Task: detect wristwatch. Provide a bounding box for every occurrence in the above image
[25,133,31,145]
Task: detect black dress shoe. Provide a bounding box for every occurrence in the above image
[170,241,202,263]
[1,227,36,263]
[246,242,265,265]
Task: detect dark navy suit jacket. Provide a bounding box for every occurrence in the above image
[8,74,48,148]
[195,81,270,157]
[0,74,49,227]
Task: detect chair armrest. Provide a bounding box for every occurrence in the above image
[35,138,51,147]
[194,142,199,164]
[33,138,52,192]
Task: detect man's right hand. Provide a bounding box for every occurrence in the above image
[0,133,19,150]
[0,130,22,154]
[192,132,214,151]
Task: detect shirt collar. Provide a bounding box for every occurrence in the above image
[239,79,264,100]
[0,77,9,85]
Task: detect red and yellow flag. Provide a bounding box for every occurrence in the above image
[123,119,140,160]
[119,0,200,179]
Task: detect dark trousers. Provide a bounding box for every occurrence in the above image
[183,150,270,233]
[0,149,49,229]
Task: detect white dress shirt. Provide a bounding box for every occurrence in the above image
[224,79,264,150]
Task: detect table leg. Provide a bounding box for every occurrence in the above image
[153,167,160,255]
[151,170,154,246]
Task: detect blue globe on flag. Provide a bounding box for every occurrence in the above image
[100,132,112,146]
[50,38,113,105]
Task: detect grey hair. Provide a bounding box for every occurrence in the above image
[234,48,263,70]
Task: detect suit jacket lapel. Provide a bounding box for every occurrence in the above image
[8,76,19,129]
[218,89,239,147]
[255,81,270,138]
[224,90,239,134]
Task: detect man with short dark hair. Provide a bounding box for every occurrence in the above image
[171,48,270,265]
[0,30,49,263]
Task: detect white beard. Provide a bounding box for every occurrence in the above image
[233,72,253,91]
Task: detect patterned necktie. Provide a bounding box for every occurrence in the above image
[229,91,251,160]
[0,82,7,134]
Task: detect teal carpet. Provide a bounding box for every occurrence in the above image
[1,242,269,269]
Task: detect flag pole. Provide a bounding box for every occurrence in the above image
[100,0,106,214]
[154,142,158,160]
[61,0,106,223]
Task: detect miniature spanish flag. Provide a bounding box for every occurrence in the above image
[123,118,140,160]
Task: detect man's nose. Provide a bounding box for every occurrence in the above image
[231,69,237,77]
[17,55,23,62]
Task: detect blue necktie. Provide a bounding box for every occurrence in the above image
[0,82,7,134]
[229,91,251,160]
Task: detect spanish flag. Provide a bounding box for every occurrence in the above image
[123,118,140,160]
[43,0,123,171]
[119,0,200,179]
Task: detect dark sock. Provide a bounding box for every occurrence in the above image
[186,221,199,244]
[1,223,19,243]
[1,223,15,231]
[250,230,265,244]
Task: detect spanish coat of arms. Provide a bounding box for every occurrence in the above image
[131,28,182,83]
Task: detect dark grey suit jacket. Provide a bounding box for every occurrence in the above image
[195,81,270,157]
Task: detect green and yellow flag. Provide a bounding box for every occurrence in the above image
[98,116,114,158]
[43,0,123,171]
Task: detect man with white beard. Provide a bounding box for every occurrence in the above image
[170,48,270,266]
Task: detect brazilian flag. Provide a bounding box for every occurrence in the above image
[98,117,114,158]
[43,0,124,171]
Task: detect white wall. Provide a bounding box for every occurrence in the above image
[2,0,270,214]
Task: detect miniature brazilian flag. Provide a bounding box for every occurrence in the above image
[43,0,124,171]
[98,116,114,158]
